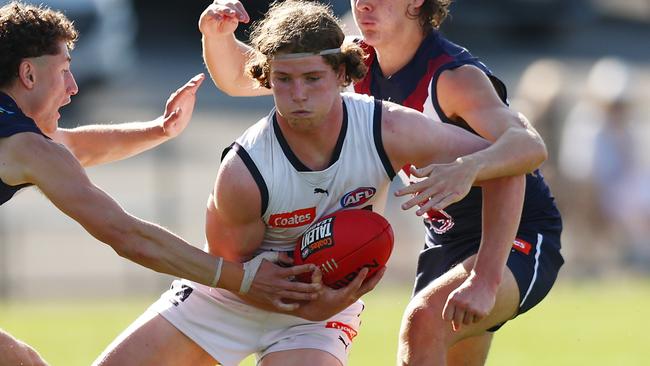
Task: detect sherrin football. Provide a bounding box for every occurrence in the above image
[294,209,394,289]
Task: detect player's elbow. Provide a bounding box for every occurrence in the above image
[528,133,548,171]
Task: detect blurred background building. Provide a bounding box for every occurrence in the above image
[1,0,650,300]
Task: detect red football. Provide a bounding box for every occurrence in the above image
[294,209,394,289]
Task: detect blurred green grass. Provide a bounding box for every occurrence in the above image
[1,279,649,365]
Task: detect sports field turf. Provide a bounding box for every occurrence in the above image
[1,279,648,365]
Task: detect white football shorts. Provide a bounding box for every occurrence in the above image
[149,279,364,366]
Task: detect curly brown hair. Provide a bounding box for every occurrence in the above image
[0,1,78,88]
[246,0,367,89]
[408,0,452,32]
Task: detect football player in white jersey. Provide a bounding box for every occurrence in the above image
[199,1,564,366]
[94,2,524,365]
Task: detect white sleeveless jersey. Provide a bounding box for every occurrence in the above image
[227,92,395,252]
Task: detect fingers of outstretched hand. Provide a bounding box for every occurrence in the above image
[178,74,205,96]
[414,191,459,215]
[410,164,433,178]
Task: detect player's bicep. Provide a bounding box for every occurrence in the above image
[205,150,266,261]
[381,102,491,169]
[16,136,129,237]
[438,65,522,141]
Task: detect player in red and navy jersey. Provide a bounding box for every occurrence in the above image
[198,0,563,365]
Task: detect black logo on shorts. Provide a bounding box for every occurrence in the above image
[170,284,193,306]
[338,335,350,349]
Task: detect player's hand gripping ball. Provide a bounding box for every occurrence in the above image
[294,209,394,289]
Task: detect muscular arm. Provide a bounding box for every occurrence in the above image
[437,64,547,180]
[3,132,238,289]
[199,1,271,97]
[396,65,546,211]
[205,150,268,262]
[48,74,204,167]
[381,101,493,171]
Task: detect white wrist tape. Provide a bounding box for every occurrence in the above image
[210,257,224,288]
[239,251,280,294]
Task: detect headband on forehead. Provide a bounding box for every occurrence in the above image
[273,47,341,60]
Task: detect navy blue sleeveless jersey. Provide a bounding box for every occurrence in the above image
[354,31,562,250]
[0,92,47,205]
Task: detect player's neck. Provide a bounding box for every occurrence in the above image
[374,28,427,78]
[1,86,33,118]
[276,101,344,171]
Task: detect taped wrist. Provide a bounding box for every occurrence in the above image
[239,251,280,294]
[210,257,224,288]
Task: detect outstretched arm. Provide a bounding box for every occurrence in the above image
[199,1,271,97]
[2,133,317,310]
[49,74,205,167]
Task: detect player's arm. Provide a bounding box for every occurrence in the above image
[199,1,271,97]
[383,102,526,329]
[443,174,524,331]
[437,64,547,179]
[396,65,546,210]
[206,149,322,310]
[48,74,204,167]
[382,101,493,173]
[4,133,315,309]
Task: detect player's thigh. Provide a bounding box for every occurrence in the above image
[260,349,343,366]
[93,310,216,366]
[406,255,520,340]
[458,256,520,337]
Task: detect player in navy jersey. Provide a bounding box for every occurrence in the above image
[198,0,563,365]
[0,2,320,365]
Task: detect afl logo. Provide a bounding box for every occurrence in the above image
[423,209,454,234]
[340,187,376,208]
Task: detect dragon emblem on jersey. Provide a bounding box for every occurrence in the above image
[423,209,454,234]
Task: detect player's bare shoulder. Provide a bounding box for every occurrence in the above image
[213,147,263,222]
[0,132,66,186]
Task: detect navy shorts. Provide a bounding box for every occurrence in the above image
[413,218,564,331]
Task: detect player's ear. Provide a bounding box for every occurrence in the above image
[411,0,425,10]
[336,64,347,86]
[18,60,36,89]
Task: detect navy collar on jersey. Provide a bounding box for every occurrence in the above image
[0,92,20,115]
[272,100,348,172]
[368,31,441,105]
